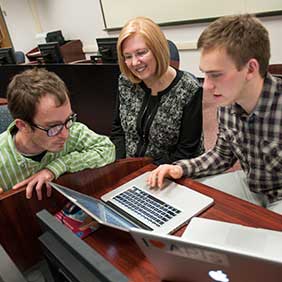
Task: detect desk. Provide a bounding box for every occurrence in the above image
[26,40,85,63]
[1,158,282,277]
[0,157,152,271]
[72,163,282,281]
[0,98,7,105]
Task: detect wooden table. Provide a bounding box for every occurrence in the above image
[80,163,282,282]
[0,98,7,105]
[0,158,151,271]
[1,157,282,279]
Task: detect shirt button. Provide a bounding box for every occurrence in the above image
[249,115,255,122]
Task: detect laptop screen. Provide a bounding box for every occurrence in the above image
[130,219,282,282]
[50,182,140,231]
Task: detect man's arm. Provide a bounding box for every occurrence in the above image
[13,123,115,199]
[148,123,238,188]
[12,169,53,200]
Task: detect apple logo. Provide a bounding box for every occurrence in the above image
[208,270,229,282]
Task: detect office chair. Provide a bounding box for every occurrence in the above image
[0,105,13,134]
[167,39,180,69]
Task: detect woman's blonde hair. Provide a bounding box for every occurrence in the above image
[117,16,169,83]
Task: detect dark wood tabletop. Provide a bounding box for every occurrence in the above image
[80,163,282,282]
[0,98,7,105]
[0,157,152,271]
[1,157,281,278]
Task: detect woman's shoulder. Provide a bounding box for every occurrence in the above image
[180,70,200,86]
[118,74,137,92]
[118,74,145,100]
[174,70,200,96]
[119,73,132,86]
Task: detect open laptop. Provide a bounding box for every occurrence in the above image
[130,217,282,282]
[50,172,213,234]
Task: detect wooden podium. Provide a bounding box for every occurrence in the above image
[26,40,85,64]
[60,40,86,63]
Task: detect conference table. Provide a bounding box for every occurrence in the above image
[1,157,282,280]
[78,163,282,281]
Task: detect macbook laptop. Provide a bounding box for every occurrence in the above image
[50,172,213,234]
[130,217,282,282]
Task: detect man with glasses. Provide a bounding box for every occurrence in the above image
[0,68,115,199]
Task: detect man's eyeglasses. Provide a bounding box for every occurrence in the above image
[30,113,77,137]
[123,48,150,62]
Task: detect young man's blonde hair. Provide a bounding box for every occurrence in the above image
[197,14,270,77]
[117,16,169,83]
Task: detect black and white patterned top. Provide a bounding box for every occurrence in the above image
[111,70,204,164]
[177,73,282,203]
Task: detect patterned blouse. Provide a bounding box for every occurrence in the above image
[111,70,204,164]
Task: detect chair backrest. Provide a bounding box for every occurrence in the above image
[168,40,180,69]
[0,105,13,134]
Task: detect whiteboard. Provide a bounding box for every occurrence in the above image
[99,0,282,30]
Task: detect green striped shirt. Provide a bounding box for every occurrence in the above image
[0,121,115,191]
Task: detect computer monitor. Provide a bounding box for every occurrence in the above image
[0,48,16,65]
[38,42,64,64]
[0,244,27,282]
[46,30,65,46]
[96,37,118,63]
[37,209,128,282]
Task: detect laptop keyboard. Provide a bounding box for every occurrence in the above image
[113,186,181,227]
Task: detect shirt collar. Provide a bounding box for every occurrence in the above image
[251,73,278,117]
[230,73,278,118]
[6,121,25,164]
[6,121,47,164]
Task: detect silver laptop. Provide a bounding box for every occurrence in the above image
[130,217,282,282]
[101,172,213,233]
[50,172,213,234]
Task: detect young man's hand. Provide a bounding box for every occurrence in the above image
[12,169,55,200]
[147,164,183,188]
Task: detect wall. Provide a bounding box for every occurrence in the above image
[0,0,38,54]
[35,0,109,48]
[100,0,282,29]
[162,15,282,77]
[0,0,281,77]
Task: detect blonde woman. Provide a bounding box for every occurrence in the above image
[111,16,204,164]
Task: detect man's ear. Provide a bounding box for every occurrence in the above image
[245,58,260,80]
[15,119,31,133]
